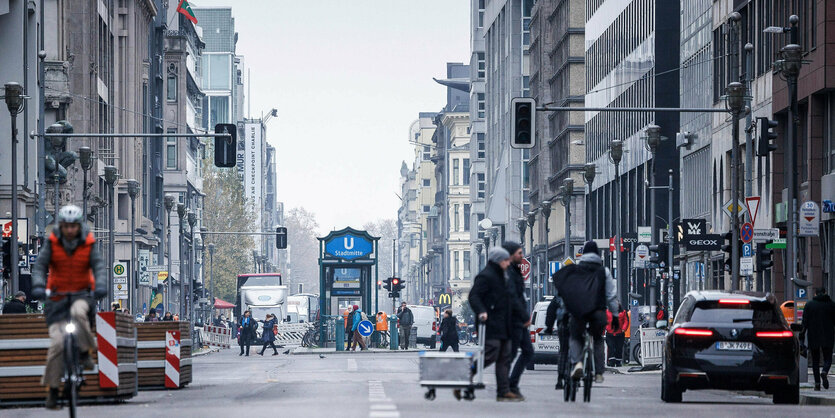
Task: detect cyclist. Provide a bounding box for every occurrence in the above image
[31,205,108,409]
[552,241,617,384]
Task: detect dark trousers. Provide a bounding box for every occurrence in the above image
[260,340,278,355]
[483,339,512,395]
[509,327,534,390]
[400,326,412,349]
[440,340,459,352]
[810,346,833,384]
[605,333,625,366]
[568,310,607,376]
[240,333,252,355]
[557,323,570,380]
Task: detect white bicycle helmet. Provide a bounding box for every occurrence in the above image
[57,205,84,224]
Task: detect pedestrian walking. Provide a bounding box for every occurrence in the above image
[2,291,28,314]
[605,304,629,367]
[345,305,356,350]
[801,287,835,391]
[258,313,280,356]
[351,307,368,351]
[544,290,570,389]
[238,310,257,356]
[467,246,521,402]
[502,241,534,399]
[439,309,460,352]
[397,302,414,350]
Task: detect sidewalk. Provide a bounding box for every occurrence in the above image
[291,346,424,355]
[800,378,835,405]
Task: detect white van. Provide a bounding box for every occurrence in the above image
[406,305,437,349]
[529,296,560,368]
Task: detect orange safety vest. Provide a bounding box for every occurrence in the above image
[46,231,96,293]
[376,313,388,331]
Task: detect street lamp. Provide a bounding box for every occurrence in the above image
[540,200,552,299]
[643,125,664,304]
[4,82,24,296]
[583,163,596,241]
[176,202,185,317]
[187,210,197,324]
[126,179,139,314]
[164,194,176,311]
[194,234,203,325]
[559,177,575,260]
[79,147,93,219]
[104,166,119,307]
[726,81,746,289]
[608,140,624,300]
[208,243,215,323]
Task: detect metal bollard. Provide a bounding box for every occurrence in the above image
[389,317,398,350]
[335,316,345,351]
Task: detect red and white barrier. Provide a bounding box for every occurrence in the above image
[203,325,232,349]
[96,312,119,388]
[164,330,181,388]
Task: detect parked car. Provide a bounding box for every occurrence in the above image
[528,296,559,370]
[406,305,437,349]
[661,291,799,404]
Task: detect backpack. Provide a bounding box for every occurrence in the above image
[554,263,606,318]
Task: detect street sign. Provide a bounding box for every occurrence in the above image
[722,199,747,218]
[766,238,787,249]
[752,228,779,242]
[563,257,574,266]
[798,201,820,237]
[740,222,754,243]
[796,287,807,300]
[634,244,649,268]
[520,257,531,282]
[742,243,752,257]
[113,262,126,277]
[549,261,560,276]
[683,234,721,251]
[740,257,754,276]
[28,254,37,265]
[156,271,168,287]
[745,196,761,225]
[637,227,652,243]
[357,320,374,337]
[138,249,150,286]
[113,277,128,284]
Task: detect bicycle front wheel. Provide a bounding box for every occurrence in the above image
[582,349,593,402]
[64,332,80,418]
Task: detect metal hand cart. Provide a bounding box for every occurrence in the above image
[418,323,485,401]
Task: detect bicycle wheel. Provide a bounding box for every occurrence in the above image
[583,347,593,402]
[64,332,79,418]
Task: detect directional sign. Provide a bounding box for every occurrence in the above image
[740,222,754,243]
[722,199,747,218]
[357,320,374,337]
[798,201,820,237]
[745,196,761,225]
[520,257,531,282]
[742,243,753,257]
[634,244,649,268]
[549,261,560,276]
[740,256,754,276]
[766,238,787,249]
[752,228,779,242]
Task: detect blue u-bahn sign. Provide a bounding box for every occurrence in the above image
[324,230,374,260]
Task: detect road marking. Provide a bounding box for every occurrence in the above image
[368,380,399,418]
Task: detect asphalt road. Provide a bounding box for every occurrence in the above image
[9,348,835,417]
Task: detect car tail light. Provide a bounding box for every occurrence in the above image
[674,328,713,337]
[718,298,750,305]
[756,330,793,338]
[432,321,437,332]
[531,327,543,343]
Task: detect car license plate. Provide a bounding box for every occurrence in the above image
[539,334,558,341]
[716,341,752,351]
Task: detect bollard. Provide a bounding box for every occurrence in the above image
[335,316,345,351]
[389,317,398,350]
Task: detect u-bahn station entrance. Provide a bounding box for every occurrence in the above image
[317,227,379,344]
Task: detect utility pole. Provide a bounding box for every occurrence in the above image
[608,140,624,301]
[104,166,119,307]
[127,179,139,314]
[667,169,675,325]
[727,82,746,290]
[208,243,215,323]
[4,82,24,296]
[164,195,176,312]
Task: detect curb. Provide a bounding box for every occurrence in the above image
[800,393,835,406]
[192,347,219,357]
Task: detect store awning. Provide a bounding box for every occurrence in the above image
[214,298,235,309]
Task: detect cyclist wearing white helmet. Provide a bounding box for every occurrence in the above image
[31,204,107,409]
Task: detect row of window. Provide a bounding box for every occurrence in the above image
[451,158,471,186]
[585,0,653,90]
[450,204,472,232]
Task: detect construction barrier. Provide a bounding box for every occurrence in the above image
[135,321,192,389]
[0,312,138,406]
[203,325,232,349]
[274,322,312,346]
[639,327,667,367]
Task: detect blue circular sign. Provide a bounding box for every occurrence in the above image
[740,222,754,243]
[357,320,374,337]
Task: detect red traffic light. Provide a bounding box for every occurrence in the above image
[377,280,382,286]
[391,278,399,285]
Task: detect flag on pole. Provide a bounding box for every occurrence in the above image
[176,0,198,24]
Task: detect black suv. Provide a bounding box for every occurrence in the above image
[662,291,799,404]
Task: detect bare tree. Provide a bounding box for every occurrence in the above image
[285,207,321,293]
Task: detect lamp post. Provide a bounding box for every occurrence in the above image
[473,242,483,270]
[208,243,215,323]
[194,234,203,325]
[4,82,24,295]
[526,210,537,302]
[164,194,176,311]
[643,125,663,304]
[79,147,93,219]
[560,178,575,260]
[516,218,527,245]
[126,179,139,314]
[726,82,746,290]
[540,200,552,298]
[176,203,185,316]
[608,139,624,300]
[187,210,196,324]
[583,163,596,242]
[104,166,119,307]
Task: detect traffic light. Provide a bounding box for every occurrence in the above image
[510,98,535,149]
[756,117,778,157]
[275,226,287,249]
[391,278,404,298]
[45,121,77,184]
[214,123,237,167]
[649,244,667,267]
[383,277,393,291]
[756,243,774,271]
[377,280,382,289]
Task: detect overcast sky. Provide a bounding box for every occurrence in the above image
[192,1,470,233]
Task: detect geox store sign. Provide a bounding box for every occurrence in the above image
[684,234,721,251]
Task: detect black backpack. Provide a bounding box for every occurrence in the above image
[553,263,606,318]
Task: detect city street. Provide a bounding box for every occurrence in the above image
[8,348,835,417]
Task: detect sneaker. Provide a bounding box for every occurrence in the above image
[509,389,525,401]
[45,387,60,410]
[453,389,462,400]
[823,375,830,390]
[496,392,523,402]
[571,362,583,380]
[595,374,604,384]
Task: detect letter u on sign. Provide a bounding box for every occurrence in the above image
[344,237,354,250]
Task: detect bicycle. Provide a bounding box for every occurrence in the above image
[564,326,594,403]
[54,291,91,418]
[302,321,321,347]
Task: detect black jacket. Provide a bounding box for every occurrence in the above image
[398,307,414,327]
[505,263,530,328]
[440,315,459,343]
[2,298,27,314]
[468,261,513,340]
[239,316,257,336]
[802,294,835,348]
[544,292,568,331]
